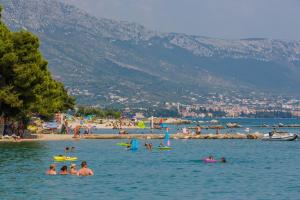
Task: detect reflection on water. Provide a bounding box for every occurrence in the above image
[0,142,47,166]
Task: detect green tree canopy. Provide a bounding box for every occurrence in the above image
[0,6,74,121]
[76,106,121,119]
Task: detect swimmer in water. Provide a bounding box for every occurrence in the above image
[149,143,153,150]
[46,164,57,175]
[145,143,153,150]
[220,157,226,163]
[158,142,164,147]
[77,161,94,176]
[60,165,69,175]
[69,163,77,175]
[208,155,214,160]
[65,147,70,152]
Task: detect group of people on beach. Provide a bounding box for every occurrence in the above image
[182,125,221,135]
[47,161,94,176]
[2,119,25,138]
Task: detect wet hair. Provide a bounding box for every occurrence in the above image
[81,161,87,167]
[50,164,56,170]
[61,165,68,171]
[65,147,70,151]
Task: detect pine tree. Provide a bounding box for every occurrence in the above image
[0,5,74,126]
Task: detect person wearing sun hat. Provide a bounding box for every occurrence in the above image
[69,163,77,175]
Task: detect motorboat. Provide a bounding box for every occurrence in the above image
[262,132,297,141]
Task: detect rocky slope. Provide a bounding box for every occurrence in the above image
[1,0,300,106]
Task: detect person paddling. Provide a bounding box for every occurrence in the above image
[77,161,94,176]
[46,164,57,175]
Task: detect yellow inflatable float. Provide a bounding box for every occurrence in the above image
[53,155,78,162]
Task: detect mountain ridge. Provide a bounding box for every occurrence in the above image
[1,0,300,107]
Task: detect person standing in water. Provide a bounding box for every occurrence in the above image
[46,164,57,175]
[69,164,77,175]
[195,125,201,135]
[60,165,69,175]
[77,161,94,176]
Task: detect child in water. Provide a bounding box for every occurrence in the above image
[144,143,153,150]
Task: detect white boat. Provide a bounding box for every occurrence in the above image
[262,133,297,141]
[226,123,241,128]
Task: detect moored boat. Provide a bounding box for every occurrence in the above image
[226,122,241,128]
[262,133,297,141]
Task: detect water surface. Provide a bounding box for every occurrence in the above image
[1,139,300,200]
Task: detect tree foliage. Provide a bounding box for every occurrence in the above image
[76,106,121,119]
[0,6,74,120]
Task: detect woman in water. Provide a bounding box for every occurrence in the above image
[46,164,57,175]
[69,164,77,175]
[60,165,69,175]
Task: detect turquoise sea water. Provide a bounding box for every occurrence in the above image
[1,138,300,200]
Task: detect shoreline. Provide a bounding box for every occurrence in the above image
[0,132,263,142]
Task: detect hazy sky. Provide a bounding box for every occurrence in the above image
[65,0,300,40]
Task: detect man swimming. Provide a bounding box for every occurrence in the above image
[46,164,57,175]
[77,161,94,176]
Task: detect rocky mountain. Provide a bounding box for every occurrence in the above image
[1,0,300,107]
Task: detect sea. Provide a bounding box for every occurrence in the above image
[1,118,300,200]
[91,118,300,135]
